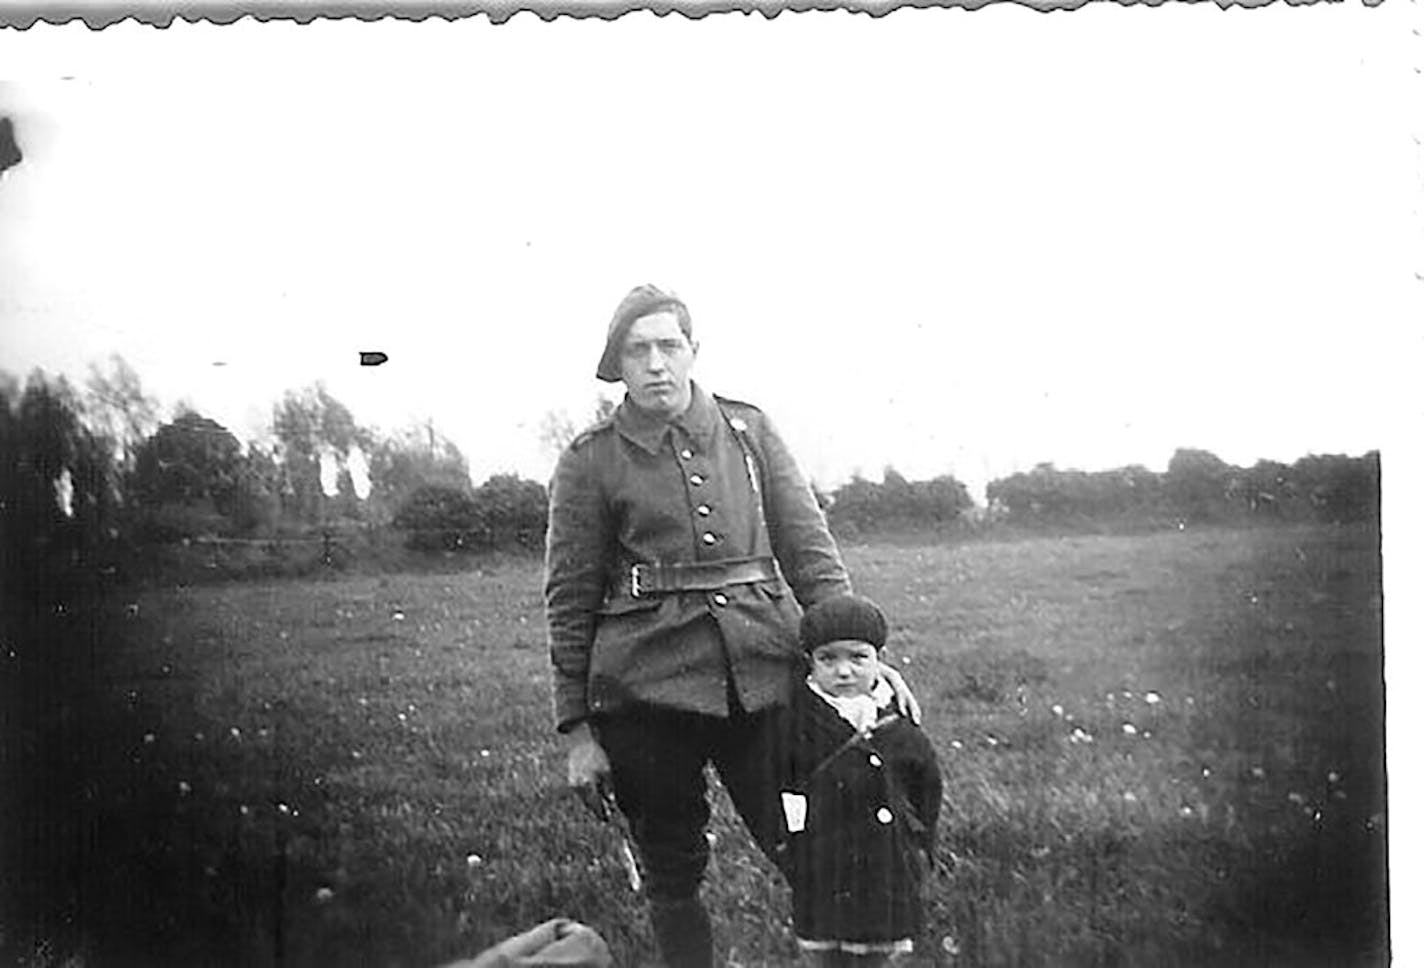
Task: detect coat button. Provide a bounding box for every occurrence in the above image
[702,532,717,546]
[876,807,893,824]
[868,753,883,768]
[680,448,694,460]
[712,592,728,606]
[696,504,712,517]
[689,473,705,486]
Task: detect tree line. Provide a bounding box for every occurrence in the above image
[1,358,1379,591]
[984,448,1378,530]
[0,360,491,589]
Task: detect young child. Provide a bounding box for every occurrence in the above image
[771,594,943,967]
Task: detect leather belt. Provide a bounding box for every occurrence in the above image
[629,556,779,598]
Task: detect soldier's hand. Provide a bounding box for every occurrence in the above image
[880,663,923,725]
[563,723,613,819]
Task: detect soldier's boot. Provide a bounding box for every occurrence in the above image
[649,895,713,968]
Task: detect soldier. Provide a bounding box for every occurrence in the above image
[544,284,919,967]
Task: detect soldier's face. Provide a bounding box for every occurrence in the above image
[809,639,882,698]
[619,311,697,418]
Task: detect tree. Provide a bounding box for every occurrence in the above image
[1,370,116,587]
[827,467,972,534]
[270,383,369,526]
[538,395,618,456]
[392,483,481,551]
[82,354,161,475]
[469,473,549,550]
[392,473,549,553]
[129,411,245,538]
[1165,448,1232,523]
[1291,452,1379,523]
[365,422,471,523]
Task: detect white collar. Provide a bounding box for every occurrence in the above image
[807,677,894,733]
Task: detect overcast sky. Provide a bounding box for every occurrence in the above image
[0,7,1417,503]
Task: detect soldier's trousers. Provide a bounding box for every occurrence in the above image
[594,699,785,903]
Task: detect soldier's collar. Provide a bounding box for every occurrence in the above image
[614,382,717,455]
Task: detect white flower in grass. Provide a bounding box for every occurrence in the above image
[1179,805,1194,818]
[1051,704,1065,717]
[351,750,363,760]
[239,804,251,817]
[277,802,292,816]
[314,887,335,903]
[466,853,483,868]
[1123,791,1138,803]
[1122,690,1134,700]
[1312,809,1323,823]
[194,731,205,742]
[942,936,961,956]
[144,733,156,744]
[950,740,964,751]
[177,780,192,795]
[1327,771,1341,784]
[1122,723,1138,736]
[229,727,242,741]
[392,611,406,621]
[1201,767,1211,778]
[1251,766,1266,779]
[1145,692,1161,705]
[480,749,491,758]
[985,735,999,747]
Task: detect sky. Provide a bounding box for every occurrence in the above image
[0,6,1417,504]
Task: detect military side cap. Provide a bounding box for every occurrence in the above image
[596,284,689,383]
[800,594,889,653]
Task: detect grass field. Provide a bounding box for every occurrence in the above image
[2,524,1386,967]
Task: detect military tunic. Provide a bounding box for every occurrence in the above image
[544,381,851,731]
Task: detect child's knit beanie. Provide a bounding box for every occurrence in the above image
[800,594,888,653]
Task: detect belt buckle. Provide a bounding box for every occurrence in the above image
[630,563,647,599]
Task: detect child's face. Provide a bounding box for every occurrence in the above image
[808,639,882,698]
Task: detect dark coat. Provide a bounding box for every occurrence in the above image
[771,681,943,945]
[544,382,851,731]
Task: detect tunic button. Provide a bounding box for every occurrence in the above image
[868,754,883,768]
[712,592,728,606]
[876,807,893,824]
[702,532,717,546]
[696,504,712,517]
[689,473,705,486]
[680,448,694,460]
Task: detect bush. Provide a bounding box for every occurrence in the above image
[393,484,481,552]
[827,468,973,535]
[132,501,234,543]
[392,475,549,554]
[469,474,548,551]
